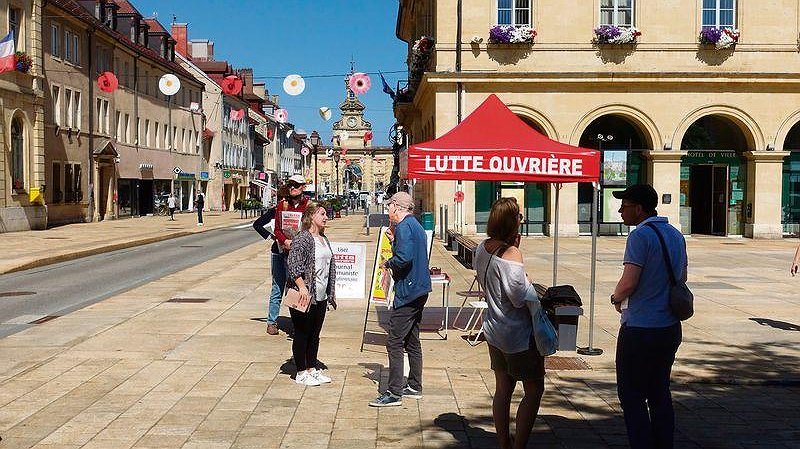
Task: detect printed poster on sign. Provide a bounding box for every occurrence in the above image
[280,211,302,239]
[602,151,627,186]
[331,242,367,299]
[369,226,394,305]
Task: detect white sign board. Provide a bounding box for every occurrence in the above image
[331,242,367,299]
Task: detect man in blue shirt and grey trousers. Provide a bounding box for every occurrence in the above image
[611,184,686,449]
[370,191,432,407]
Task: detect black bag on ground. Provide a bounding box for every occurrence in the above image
[540,285,582,322]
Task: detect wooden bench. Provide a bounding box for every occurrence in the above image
[455,235,479,269]
[445,229,461,251]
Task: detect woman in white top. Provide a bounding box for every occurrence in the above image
[474,197,544,449]
[287,203,337,386]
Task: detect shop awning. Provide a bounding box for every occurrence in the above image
[406,94,600,183]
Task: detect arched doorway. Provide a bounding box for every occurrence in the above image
[11,117,24,191]
[679,115,749,235]
[474,115,549,235]
[782,122,800,236]
[578,115,650,235]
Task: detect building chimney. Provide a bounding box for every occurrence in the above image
[171,22,188,58]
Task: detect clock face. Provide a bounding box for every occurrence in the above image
[347,117,357,128]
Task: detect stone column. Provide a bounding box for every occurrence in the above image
[92,162,101,222]
[644,150,685,232]
[744,151,787,239]
[105,166,114,220]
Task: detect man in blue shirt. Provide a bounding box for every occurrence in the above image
[611,184,686,449]
[369,192,432,407]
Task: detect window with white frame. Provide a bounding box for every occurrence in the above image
[64,30,73,62]
[163,123,169,149]
[600,0,634,27]
[73,91,81,130]
[136,118,140,145]
[702,0,735,29]
[51,23,60,58]
[195,130,200,153]
[65,88,74,128]
[497,0,531,26]
[63,29,80,65]
[124,113,130,144]
[115,110,122,140]
[52,85,61,126]
[154,121,160,148]
[181,129,186,152]
[145,119,151,147]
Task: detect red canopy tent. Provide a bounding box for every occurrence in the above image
[406,94,600,183]
[404,94,604,355]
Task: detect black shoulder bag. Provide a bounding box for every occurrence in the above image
[645,223,694,321]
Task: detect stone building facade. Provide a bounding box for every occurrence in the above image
[0,0,45,232]
[395,0,800,238]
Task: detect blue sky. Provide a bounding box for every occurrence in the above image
[133,0,407,146]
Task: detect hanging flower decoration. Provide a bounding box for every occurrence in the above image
[283,74,305,96]
[363,131,373,142]
[14,51,32,73]
[699,28,739,49]
[274,108,288,123]
[593,25,641,44]
[97,71,119,92]
[488,25,536,44]
[348,72,372,95]
[267,126,275,140]
[229,108,245,121]
[221,75,243,95]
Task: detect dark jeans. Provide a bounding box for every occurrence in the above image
[169,207,175,219]
[197,208,203,224]
[387,295,427,396]
[616,323,682,449]
[289,300,327,371]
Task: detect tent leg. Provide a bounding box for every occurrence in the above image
[552,183,560,286]
[578,181,603,356]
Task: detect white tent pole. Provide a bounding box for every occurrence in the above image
[579,181,603,356]
[552,183,561,286]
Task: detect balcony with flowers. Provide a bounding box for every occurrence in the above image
[593,25,641,45]
[699,27,739,50]
[488,25,537,45]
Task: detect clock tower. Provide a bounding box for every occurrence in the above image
[332,67,373,149]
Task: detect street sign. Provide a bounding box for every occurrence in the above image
[173,166,182,174]
[223,170,231,179]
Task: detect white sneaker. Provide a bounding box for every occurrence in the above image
[310,369,331,384]
[295,371,320,386]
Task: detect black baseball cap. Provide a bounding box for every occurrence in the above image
[613,184,658,212]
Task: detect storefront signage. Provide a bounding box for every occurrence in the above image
[200,171,209,180]
[176,172,196,181]
[223,170,231,179]
[331,242,367,299]
[683,151,739,164]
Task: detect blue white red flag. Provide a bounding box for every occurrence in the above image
[0,32,16,73]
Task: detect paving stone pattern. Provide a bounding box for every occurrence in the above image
[0,215,799,448]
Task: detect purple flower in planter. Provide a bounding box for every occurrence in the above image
[699,27,722,44]
[595,25,622,42]
[489,25,514,43]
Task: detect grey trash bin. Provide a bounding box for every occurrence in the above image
[554,306,584,351]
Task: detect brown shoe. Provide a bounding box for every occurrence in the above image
[267,324,279,335]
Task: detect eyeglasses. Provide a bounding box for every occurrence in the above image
[518,213,524,222]
[287,182,304,189]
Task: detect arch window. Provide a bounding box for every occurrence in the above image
[497,0,531,27]
[702,0,736,29]
[11,118,24,190]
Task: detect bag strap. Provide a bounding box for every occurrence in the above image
[483,242,507,282]
[644,222,677,286]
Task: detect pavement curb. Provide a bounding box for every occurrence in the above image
[2,222,242,275]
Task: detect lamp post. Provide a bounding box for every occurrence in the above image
[334,152,341,196]
[310,131,321,198]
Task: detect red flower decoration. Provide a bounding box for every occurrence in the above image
[363,131,373,142]
[454,191,465,203]
[221,75,243,95]
[97,72,118,93]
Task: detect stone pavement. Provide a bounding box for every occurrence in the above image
[0,211,250,274]
[0,214,799,448]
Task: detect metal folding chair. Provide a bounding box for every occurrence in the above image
[453,275,484,330]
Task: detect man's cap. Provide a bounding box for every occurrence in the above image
[287,174,306,185]
[613,184,658,212]
[387,192,414,211]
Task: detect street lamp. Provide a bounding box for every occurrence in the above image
[333,152,341,196]
[309,131,321,197]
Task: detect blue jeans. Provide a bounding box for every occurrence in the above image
[268,252,287,324]
[616,323,682,449]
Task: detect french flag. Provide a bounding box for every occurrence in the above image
[0,32,15,73]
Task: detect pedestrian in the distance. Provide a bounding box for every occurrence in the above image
[790,242,800,276]
[286,202,336,386]
[194,192,204,226]
[369,191,431,407]
[474,197,545,449]
[167,193,177,220]
[611,184,686,449]
[267,175,309,335]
